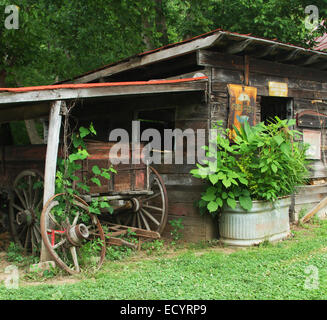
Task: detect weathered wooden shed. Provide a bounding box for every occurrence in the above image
[1,29,327,244]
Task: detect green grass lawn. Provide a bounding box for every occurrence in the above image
[1,220,327,300]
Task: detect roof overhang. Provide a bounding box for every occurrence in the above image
[0,77,207,123]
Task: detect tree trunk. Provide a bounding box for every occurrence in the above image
[154,0,169,45]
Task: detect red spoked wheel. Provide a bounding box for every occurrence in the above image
[40,193,106,275]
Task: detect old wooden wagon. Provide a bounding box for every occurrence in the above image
[0,140,169,273]
[0,29,327,265]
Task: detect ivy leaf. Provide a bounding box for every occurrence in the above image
[89,122,97,135]
[209,174,219,185]
[271,163,278,173]
[92,165,102,175]
[216,197,223,208]
[207,201,219,212]
[101,172,111,180]
[91,177,101,186]
[238,177,248,185]
[239,196,252,211]
[222,178,231,188]
[77,182,90,192]
[100,201,110,208]
[202,193,216,202]
[79,126,90,138]
[227,197,237,209]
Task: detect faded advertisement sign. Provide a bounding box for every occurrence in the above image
[227,84,257,139]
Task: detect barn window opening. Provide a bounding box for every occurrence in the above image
[136,108,175,152]
[260,97,293,124]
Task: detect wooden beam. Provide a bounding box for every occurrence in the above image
[0,102,50,123]
[198,49,327,82]
[40,100,63,262]
[70,33,221,84]
[0,81,207,105]
[244,55,250,86]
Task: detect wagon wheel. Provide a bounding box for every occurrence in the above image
[116,166,168,234]
[40,193,106,275]
[9,170,44,254]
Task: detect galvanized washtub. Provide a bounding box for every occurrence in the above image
[219,196,291,246]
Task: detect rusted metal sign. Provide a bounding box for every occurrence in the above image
[296,110,327,129]
[227,84,257,139]
[268,81,288,97]
[303,129,321,160]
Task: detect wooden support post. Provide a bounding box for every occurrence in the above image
[40,100,63,262]
[244,55,250,86]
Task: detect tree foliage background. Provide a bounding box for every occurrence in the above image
[0,0,326,87]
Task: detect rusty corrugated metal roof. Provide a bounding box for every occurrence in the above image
[315,33,327,51]
[61,28,327,84]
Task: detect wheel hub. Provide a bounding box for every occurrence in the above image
[16,210,33,226]
[67,223,89,246]
[131,198,140,212]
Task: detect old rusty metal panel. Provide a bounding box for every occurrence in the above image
[227,84,257,138]
[296,110,327,129]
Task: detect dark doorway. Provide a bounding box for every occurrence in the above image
[260,97,293,124]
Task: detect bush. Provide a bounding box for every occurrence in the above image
[191,117,309,215]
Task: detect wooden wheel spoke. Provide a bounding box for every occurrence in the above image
[12,203,24,213]
[72,212,80,226]
[53,238,66,250]
[24,227,31,252]
[143,204,163,212]
[139,210,150,231]
[32,226,41,244]
[14,188,27,209]
[141,208,160,226]
[137,213,142,229]
[22,189,30,209]
[143,192,160,202]
[32,184,40,208]
[18,225,27,240]
[48,213,61,229]
[70,247,80,273]
[132,214,137,228]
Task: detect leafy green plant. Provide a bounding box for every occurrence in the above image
[191,117,309,215]
[6,242,39,266]
[169,218,184,244]
[105,245,134,261]
[54,123,115,223]
[141,239,165,255]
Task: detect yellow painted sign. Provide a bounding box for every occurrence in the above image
[268,81,288,97]
[227,84,257,139]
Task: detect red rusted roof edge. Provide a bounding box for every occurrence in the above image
[0,76,208,93]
